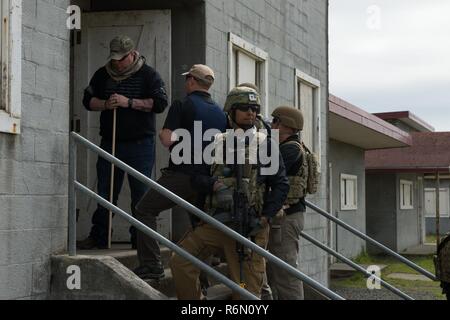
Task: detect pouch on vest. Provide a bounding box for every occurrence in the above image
[284,140,320,201]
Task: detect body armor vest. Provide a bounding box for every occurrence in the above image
[205,130,267,223]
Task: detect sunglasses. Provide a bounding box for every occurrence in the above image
[235,104,260,114]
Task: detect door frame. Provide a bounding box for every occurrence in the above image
[71,10,173,241]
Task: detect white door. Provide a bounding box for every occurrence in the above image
[425,188,450,218]
[73,10,172,242]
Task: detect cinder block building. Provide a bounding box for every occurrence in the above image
[0,0,70,300]
[0,0,331,299]
[328,96,411,259]
[366,113,450,250]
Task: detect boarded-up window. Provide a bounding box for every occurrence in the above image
[295,69,321,172]
[298,81,314,151]
[231,50,261,88]
[229,33,268,117]
[425,188,450,218]
[0,0,22,134]
[0,0,5,111]
[400,180,414,210]
[341,174,358,210]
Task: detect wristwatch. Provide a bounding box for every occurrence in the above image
[128,98,133,109]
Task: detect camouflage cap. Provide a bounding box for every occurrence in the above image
[272,106,304,131]
[224,86,261,113]
[108,35,135,61]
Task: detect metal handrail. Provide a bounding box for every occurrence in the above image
[75,181,258,300]
[69,132,345,300]
[306,201,437,281]
[300,232,414,300]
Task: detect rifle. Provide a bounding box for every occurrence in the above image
[233,136,250,289]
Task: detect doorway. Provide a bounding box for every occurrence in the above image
[71,10,172,242]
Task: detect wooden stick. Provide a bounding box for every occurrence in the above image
[108,108,117,249]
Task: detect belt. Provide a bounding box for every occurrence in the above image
[284,203,305,215]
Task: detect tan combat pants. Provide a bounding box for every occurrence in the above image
[170,223,270,300]
[267,211,305,300]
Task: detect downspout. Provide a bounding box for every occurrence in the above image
[325,0,332,280]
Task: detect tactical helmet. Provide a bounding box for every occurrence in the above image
[238,83,260,93]
[224,86,261,113]
[272,106,304,131]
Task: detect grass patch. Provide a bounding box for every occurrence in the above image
[352,252,436,275]
[331,252,446,300]
[426,235,438,244]
[426,234,448,244]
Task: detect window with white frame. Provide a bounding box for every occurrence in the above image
[425,188,450,218]
[228,33,268,117]
[400,180,414,210]
[0,0,22,134]
[295,69,321,171]
[341,174,358,211]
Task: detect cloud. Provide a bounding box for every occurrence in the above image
[330,0,450,131]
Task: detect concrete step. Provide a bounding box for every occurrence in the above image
[78,244,172,270]
[51,255,167,300]
[79,244,232,299]
[401,244,437,256]
[330,263,387,279]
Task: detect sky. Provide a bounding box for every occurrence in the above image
[329,0,450,132]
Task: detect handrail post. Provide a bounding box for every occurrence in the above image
[68,135,77,257]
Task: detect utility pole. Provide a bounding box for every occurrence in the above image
[436,171,440,252]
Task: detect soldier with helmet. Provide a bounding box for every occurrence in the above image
[169,86,289,300]
[267,106,308,300]
[435,233,450,300]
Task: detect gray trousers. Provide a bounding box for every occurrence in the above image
[135,170,197,267]
[267,211,305,300]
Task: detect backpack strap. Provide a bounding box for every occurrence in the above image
[283,140,303,162]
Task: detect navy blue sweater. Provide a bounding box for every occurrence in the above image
[83,64,168,141]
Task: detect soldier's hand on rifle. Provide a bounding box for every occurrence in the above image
[247,216,269,237]
[213,181,225,192]
[259,216,269,228]
[215,184,234,210]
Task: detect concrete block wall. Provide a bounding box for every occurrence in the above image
[0,0,70,300]
[329,140,366,259]
[204,0,329,285]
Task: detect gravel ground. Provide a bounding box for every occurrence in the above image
[331,286,445,301]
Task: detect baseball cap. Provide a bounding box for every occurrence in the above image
[108,35,135,61]
[182,64,215,85]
